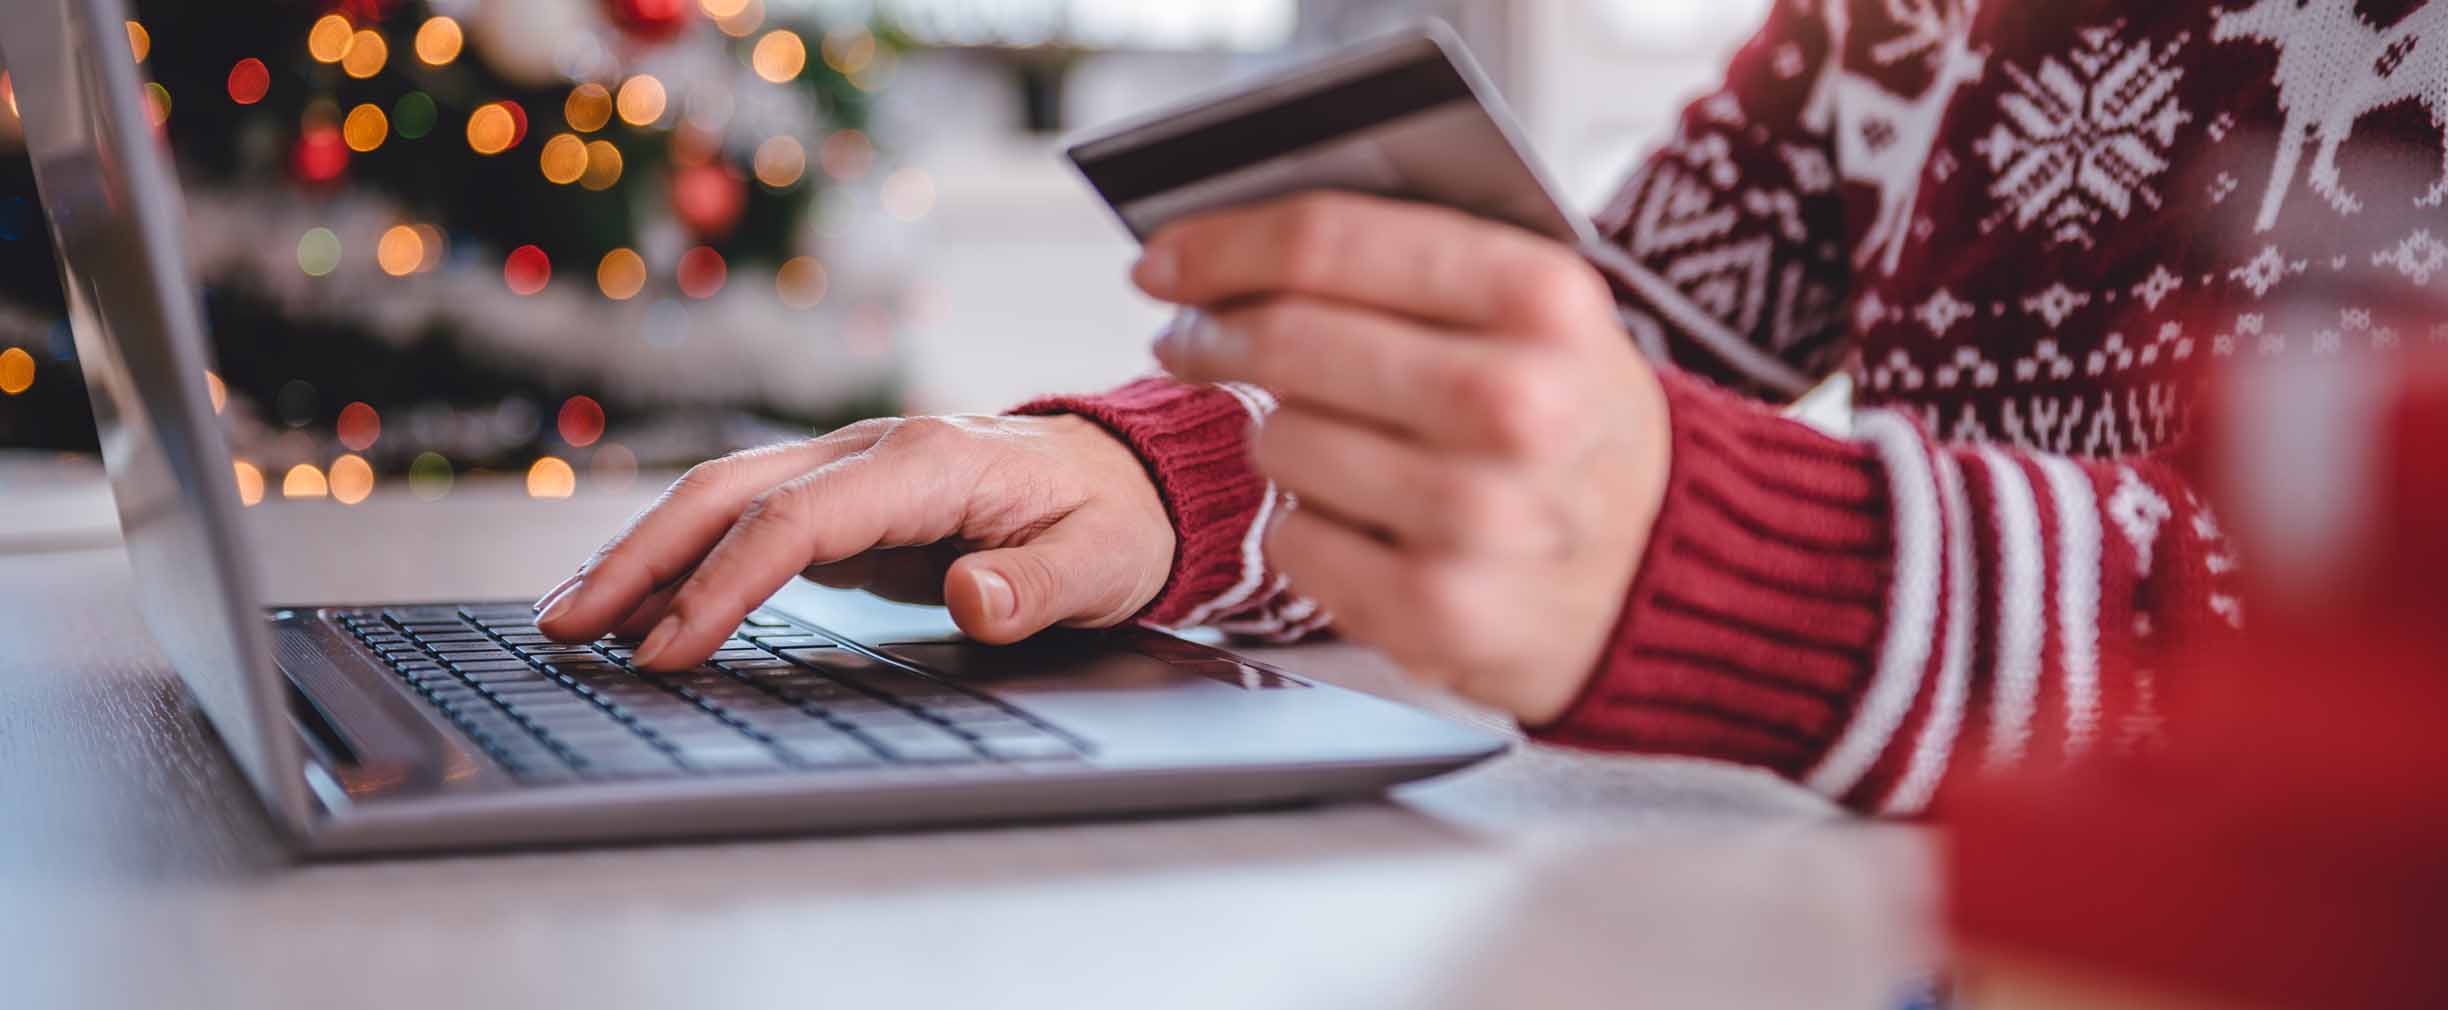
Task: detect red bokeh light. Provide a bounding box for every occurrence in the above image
[500,99,529,148]
[557,395,605,448]
[291,124,349,184]
[677,246,727,299]
[504,244,551,295]
[227,58,271,105]
[337,401,381,451]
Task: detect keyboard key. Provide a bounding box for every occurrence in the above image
[779,647,892,672]
[978,736,1078,761]
[457,664,541,681]
[776,738,885,767]
[670,741,786,773]
[743,611,794,627]
[744,632,830,648]
[575,751,685,779]
[859,727,981,763]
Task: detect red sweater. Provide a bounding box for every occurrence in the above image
[1025,0,2444,814]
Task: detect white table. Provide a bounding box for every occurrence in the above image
[0,454,1937,1010]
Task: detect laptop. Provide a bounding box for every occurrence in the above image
[7,0,1506,854]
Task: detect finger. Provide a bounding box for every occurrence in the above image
[943,518,1159,644]
[1134,191,1611,334]
[803,545,958,607]
[1157,297,1580,456]
[1250,405,1552,555]
[538,422,888,643]
[612,584,681,641]
[633,437,979,670]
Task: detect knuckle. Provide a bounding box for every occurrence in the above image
[883,414,961,451]
[1506,252,1610,323]
[1275,197,1349,288]
[1433,473,1517,541]
[1407,562,1477,628]
[670,457,738,499]
[1451,360,1567,452]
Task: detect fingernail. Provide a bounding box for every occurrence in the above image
[537,588,578,627]
[972,568,1015,623]
[633,614,682,668]
[532,574,581,613]
[1133,246,1177,294]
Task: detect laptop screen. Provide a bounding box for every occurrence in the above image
[6,0,301,818]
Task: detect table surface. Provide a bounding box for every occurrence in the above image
[0,454,1937,1010]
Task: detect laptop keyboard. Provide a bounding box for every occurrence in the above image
[335,605,1083,784]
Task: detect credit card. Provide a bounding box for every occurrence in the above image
[1066,21,1596,248]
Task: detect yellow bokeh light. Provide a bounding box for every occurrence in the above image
[376,225,424,277]
[526,456,577,499]
[714,0,764,38]
[232,460,265,507]
[412,224,446,273]
[776,256,828,309]
[539,133,587,185]
[343,102,389,152]
[752,30,807,83]
[205,370,228,413]
[342,29,388,79]
[822,28,875,76]
[466,102,517,155]
[0,347,33,395]
[564,83,612,132]
[414,17,463,67]
[699,0,750,17]
[329,454,375,505]
[596,248,647,300]
[282,463,330,500]
[307,15,352,63]
[579,139,624,190]
[616,75,666,127]
[144,83,172,127]
[126,20,151,63]
[752,135,805,188]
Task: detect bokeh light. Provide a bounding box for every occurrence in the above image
[297,227,341,277]
[579,139,625,190]
[412,224,446,273]
[699,0,750,17]
[204,370,227,413]
[591,443,640,492]
[565,83,612,132]
[752,30,807,83]
[714,0,764,37]
[596,248,647,300]
[232,460,265,507]
[0,347,32,395]
[882,167,935,221]
[677,246,727,299]
[467,101,518,155]
[343,103,388,152]
[144,83,172,127]
[408,452,454,501]
[414,17,463,67]
[753,135,805,188]
[329,454,375,505]
[282,463,330,500]
[822,27,876,75]
[342,29,388,79]
[504,244,551,295]
[391,91,437,138]
[820,129,873,180]
[375,225,422,276]
[557,395,605,447]
[776,256,827,309]
[126,20,151,62]
[616,75,666,127]
[227,58,270,105]
[337,401,382,450]
[308,15,352,63]
[539,133,587,184]
[293,123,347,182]
[526,457,577,499]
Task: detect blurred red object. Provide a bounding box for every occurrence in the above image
[604,0,692,43]
[289,124,348,185]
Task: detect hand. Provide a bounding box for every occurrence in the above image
[533,415,1175,671]
[1139,192,1671,726]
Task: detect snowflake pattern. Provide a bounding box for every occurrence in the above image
[1975,25,2193,248]
[2229,245,2297,298]
[2374,229,2448,285]
[1915,288,1976,337]
[2131,266,2184,310]
[2023,283,2094,328]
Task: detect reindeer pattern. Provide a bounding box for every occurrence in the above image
[2212,0,2448,230]
[1804,0,1991,275]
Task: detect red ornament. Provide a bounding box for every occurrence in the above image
[291,124,349,184]
[604,0,691,43]
[669,161,746,240]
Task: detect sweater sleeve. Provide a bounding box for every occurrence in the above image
[1531,369,2244,816]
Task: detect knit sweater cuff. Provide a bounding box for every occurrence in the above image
[1013,378,1270,628]
[1530,369,1895,784]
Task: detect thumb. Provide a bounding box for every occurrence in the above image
[945,524,1149,644]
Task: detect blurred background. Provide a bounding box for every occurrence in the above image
[0,0,1769,504]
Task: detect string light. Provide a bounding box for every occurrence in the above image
[539,133,587,184]
[329,454,375,505]
[204,370,228,413]
[392,92,437,139]
[677,246,727,299]
[820,129,873,181]
[882,167,935,221]
[343,103,388,152]
[308,15,353,63]
[297,227,341,277]
[282,463,330,499]
[342,29,388,79]
[467,102,517,155]
[337,401,382,449]
[752,30,807,83]
[752,135,804,188]
[232,460,266,506]
[579,139,624,190]
[821,27,875,75]
[526,457,577,499]
[557,396,605,447]
[412,224,446,273]
[698,0,750,17]
[375,225,422,277]
[126,20,151,62]
[776,256,827,309]
[144,83,172,127]
[616,75,666,127]
[413,17,463,67]
[408,452,454,501]
[714,0,764,37]
[504,244,551,295]
[227,58,270,105]
[0,347,32,395]
[564,83,612,132]
[596,248,647,300]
